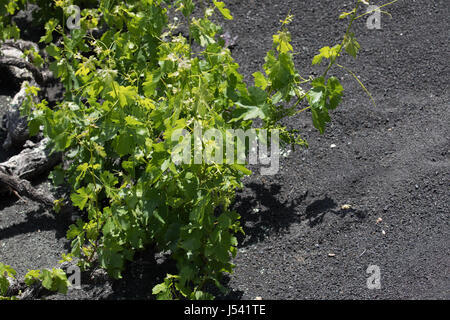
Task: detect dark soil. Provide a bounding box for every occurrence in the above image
[0,0,449,300]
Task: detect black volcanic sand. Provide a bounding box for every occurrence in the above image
[0,0,448,300]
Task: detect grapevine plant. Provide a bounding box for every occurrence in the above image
[0,0,384,299]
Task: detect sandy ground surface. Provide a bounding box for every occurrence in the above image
[0,0,449,300]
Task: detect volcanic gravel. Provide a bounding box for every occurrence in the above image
[0,0,448,300]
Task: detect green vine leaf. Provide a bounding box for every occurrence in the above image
[0,0,387,300]
[213,1,233,20]
[343,32,360,58]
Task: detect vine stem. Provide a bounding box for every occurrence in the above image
[294,105,311,115]
[353,0,398,20]
[290,0,361,111]
[321,0,361,79]
[336,63,376,107]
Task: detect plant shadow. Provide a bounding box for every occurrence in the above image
[102,246,178,300]
[304,195,366,227]
[0,198,70,243]
[232,181,307,248]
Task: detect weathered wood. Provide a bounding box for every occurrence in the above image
[0,56,49,86]
[0,139,61,180]
[0,138,70,212]
[0,43,33,85]
[0,171,55,208]
[0,40,64,209]
[0,138,62,208]
[2,82,33,150]
[1,39,39,53]
[0,40,53,86]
